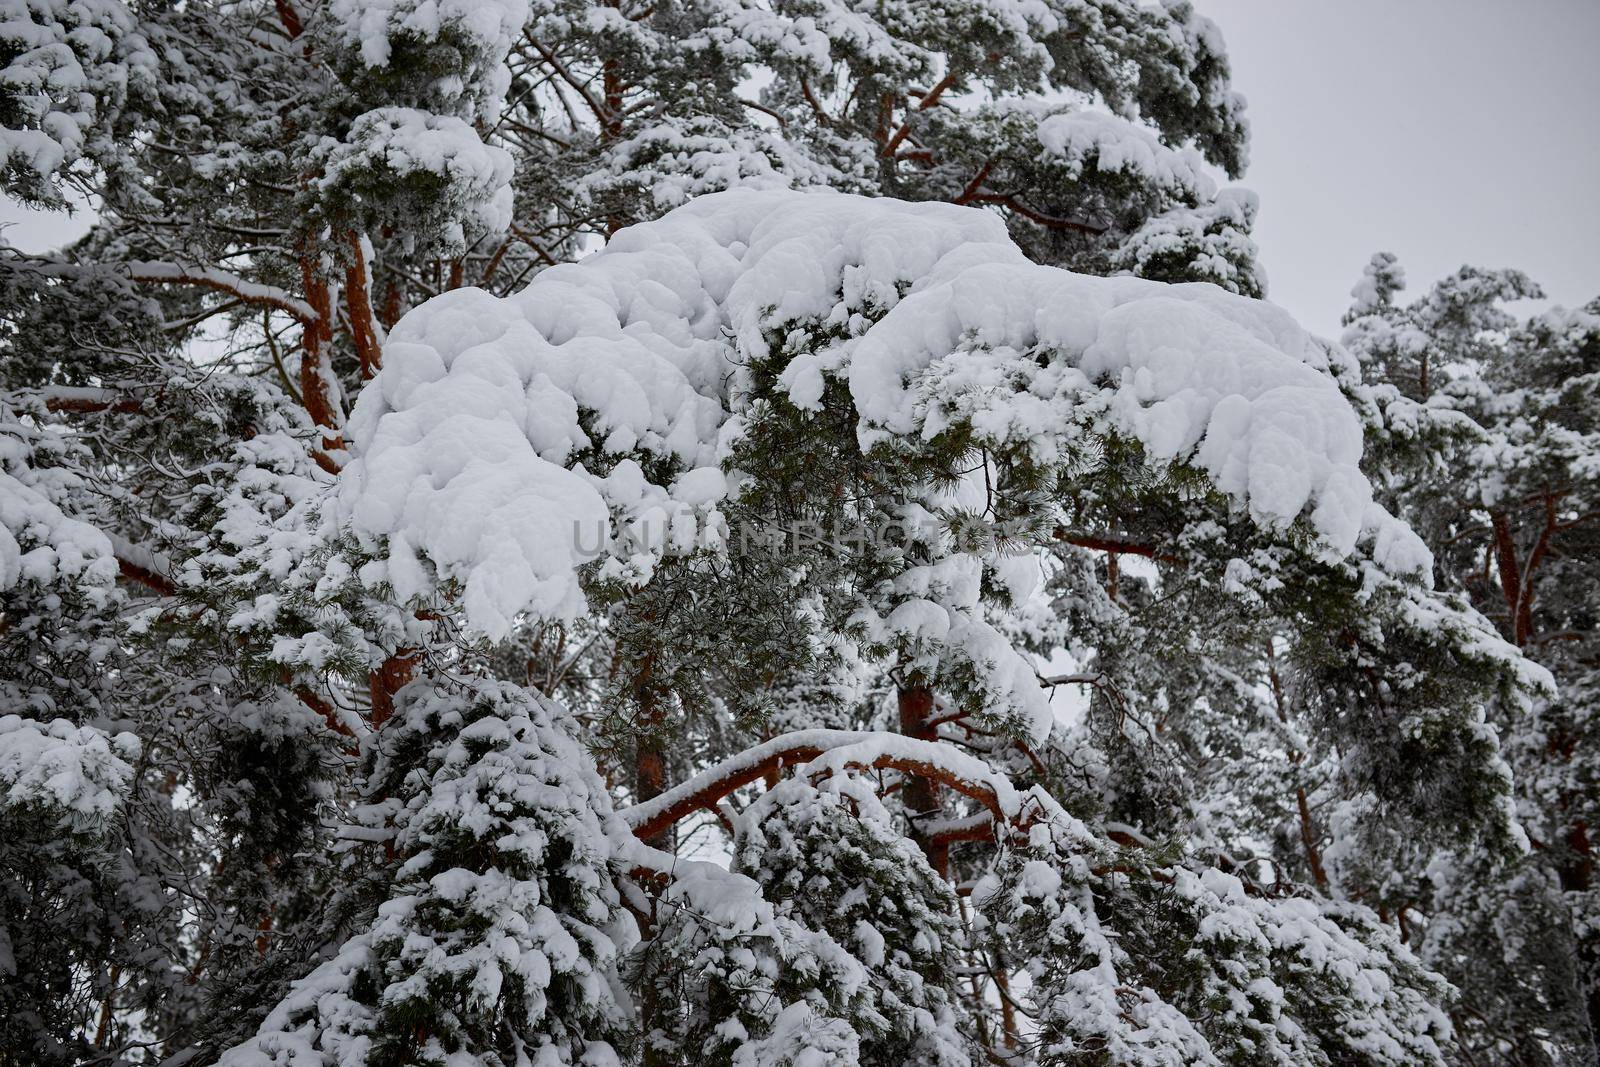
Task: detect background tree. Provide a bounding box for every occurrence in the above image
[1340,256,1600,1063]
[265,188,1533,1065]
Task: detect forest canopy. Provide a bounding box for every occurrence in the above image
[1,1,1596,1065]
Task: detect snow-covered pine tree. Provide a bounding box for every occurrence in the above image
[0,397,136,1067]
[3,0,1273,909]
[1,1,1571,1064]
[217,676,635,1067]
[0,362,365,1062]
[0,2,509,1057]
[732,774,975,1066]
[303,188,1536,1064]
[4,0,1267,466]
[1341,256,1600,1063]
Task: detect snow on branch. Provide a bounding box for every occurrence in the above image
[0,439,117,598]
[107,532,176,597]
[0,716,140,831]
[41,385,145,414]
[7,257,317,323]
[339,189,1430,646]
[623,729,877,841]
[622,728,1023,842]
[120,261,318,322]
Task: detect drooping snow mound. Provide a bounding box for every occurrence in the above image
[0,715,139,829]
[1,415,117,596]
[338,189,1429,640]
[1034,108,1214,203]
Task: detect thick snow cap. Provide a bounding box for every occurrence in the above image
[337,189,1430,641]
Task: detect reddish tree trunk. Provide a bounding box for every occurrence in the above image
[898,684,949,877]
[297,257,343,447]
[632,656,671,854]
[369,648,417,731]
[344,232,384,378]
[1268,644,1328,888]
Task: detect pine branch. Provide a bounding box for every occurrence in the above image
[622,728,1019,843]
[108,534,177,596]
[41,386,146,414]
[121,260,318,323]
[882,70,959,158]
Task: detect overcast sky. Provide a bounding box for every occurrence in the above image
[3,1,1596,339]
[1200,0,1600,335]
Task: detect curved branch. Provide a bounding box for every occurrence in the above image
[1052,527,1180,564]
[882,70,959,158]
[509,223,560,267]
[122,261,317,323]
[42,386,144,414]
[925,810,997,848]
[4,257,316,324]
[622,729,1020,843]
[966,194,1106,236]
[110,534,176,596]
[952,159,995,205]
[736,96,788,130]
[524,34,613,128]
[117,554,176,596]
[624,730,876,840]
[799,77,832,128]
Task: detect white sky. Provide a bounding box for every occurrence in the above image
[3,1,1595,338]
[1200,0,1600,335]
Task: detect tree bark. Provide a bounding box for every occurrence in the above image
[296,256,343,448]
[630,649,672,854]
[344,232,384,378]
[1267,643,1328,888]
[632,651,670,1067]
[1295,787,1330,889]
[898,684,949,877]
[369,648,417,731]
